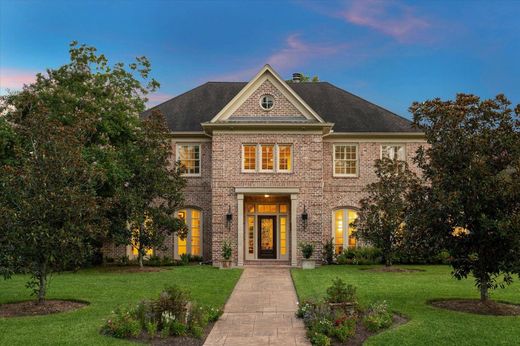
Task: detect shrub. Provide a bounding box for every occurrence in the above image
[322,239,334,265]
[169,320,188,336]
[221,241,232,260]
[146,255,162,267]
[146,321,158,338]
[325,278,356,304]
[300,242,314,259]
[101,307,141,338]
[337,247,382,265]
[104,256,115,264]
[333,318,356,343]
[308,332,331,346]
[161,256,174,266]
[205,306,223,322]
[117,255,130,266]
[362,301,393,332]
[179,253,190,266]
[296,300,316,318]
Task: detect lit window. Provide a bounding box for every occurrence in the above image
[381,145,405,161]
[280,216,287,255]
[334,144,358,177]
[260,95,274,110]
[333,209,358,254]
[277,145,292,172]
[257,204,277,213]
[177,144,200,176]
[279,204,288,213]
[131,216,154,256]
[242,145,257,171]
[260,145,275,171]
[177,208,203,257]
[248,216,254,254]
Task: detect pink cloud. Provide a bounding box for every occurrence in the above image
[0,68,37,90]
[339,0,431,43]
[214,34,347,81]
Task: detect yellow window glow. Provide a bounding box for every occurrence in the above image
[243,145,257,171]
[280,216,287,255]
[261,145,274,170]
[334,210,344,254]
[278,145,292,171]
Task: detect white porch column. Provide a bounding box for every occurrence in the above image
[237,193,244,267]
[291,194,298,267]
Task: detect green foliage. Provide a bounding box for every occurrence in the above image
[300,242,315,259]
[308,332,331,346]
[221,240,232,260]
[409,94,520,300]
[337,247,382,265]
[101,284,218,340]
[354,158,419,266]
[101,307,141,338]
[362,301,393,332]
[322,239,334,264]
[332,318,356,342]
[325,278,357,304]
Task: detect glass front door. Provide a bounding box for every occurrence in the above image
[258,215,276,259]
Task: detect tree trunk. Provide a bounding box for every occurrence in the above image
[138,223,144,268]
[37,262,47,305]
[138,247,144,268]
[480,278,489,302]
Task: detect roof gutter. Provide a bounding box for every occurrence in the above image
[201,122,334,135]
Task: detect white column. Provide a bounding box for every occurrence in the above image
[291,194,298,267]
[237,193,244,267]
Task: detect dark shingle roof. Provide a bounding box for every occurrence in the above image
[143,81,418,133]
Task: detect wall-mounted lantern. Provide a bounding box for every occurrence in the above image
[301,205,308,228]
[226,205,233,227]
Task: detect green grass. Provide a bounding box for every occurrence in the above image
[0,266,242,345]
[291,265,520,346]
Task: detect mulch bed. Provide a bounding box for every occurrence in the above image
[361,267,425,273]
[333,314,408,346]
[129,321,215,346]
[429,299,520,316]
[0,300,88,318]
[96,266,163,273]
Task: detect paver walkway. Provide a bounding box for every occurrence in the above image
[204,267,310,346]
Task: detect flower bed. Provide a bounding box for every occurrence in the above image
[101,285,221,343]
[296,277,402,345]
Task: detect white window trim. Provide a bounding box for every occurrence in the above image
[259,94,275,111]
[331,208,357,253]
[241,144,258,173]
[174,208,203,259]
[259,144,276,173]
[380,143,406,161]
[333,143,359,178]
[276,144,293,173]
[176,143,201,177]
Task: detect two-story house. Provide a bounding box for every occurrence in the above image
[103,65,425,267]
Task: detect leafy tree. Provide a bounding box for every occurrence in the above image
[116,110,187,268]
[409,94,520,301]
[354,158,419,266]
[0,111,102,303]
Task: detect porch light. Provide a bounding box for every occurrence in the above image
[301,205,308,225]
[264,194,269,198]
[226,205,233,225]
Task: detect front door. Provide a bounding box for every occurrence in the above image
[258,216,276,259]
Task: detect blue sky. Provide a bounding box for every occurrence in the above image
[1,0,519,118]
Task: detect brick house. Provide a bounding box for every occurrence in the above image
[104,65,425,267]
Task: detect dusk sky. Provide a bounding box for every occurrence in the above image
[1,0,519,118]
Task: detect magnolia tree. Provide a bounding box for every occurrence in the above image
[409,94,520,301]
[0,42,186,301]
[0,112,102,303]
[116,110,187,268]
[354,158,419,266]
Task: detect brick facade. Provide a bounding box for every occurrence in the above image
[100,68,426,267]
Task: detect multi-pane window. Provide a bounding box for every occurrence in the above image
[277,145,292,172]
[333,144,358,177]
[177,144,200,176]
[381,145,405,161]
[260,95,274,110]
[177,208,203,257]
[242,144,292,173]
[280,216,287,256]
[261,145,275,171]
[333,209,358,254]
[242,145,257,171]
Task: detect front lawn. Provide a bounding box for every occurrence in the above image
[0,266,242,345]
[291,265,520,345]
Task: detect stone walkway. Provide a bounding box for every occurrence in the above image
[204,267,309,346]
